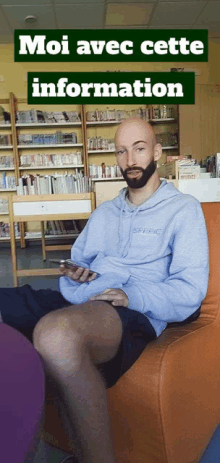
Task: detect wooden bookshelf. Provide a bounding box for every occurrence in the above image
[85,104,179,178]
[88,149,115,154]
[0,145,13,150]
[0,99,179,251]
[16,122,81,128]
[19,164,84,170]
[17,143,83,149]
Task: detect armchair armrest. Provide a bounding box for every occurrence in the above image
[107,293,220,463]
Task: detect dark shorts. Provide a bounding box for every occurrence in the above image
[0,284,156,389]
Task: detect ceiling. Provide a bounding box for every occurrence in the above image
[0,0,219,44]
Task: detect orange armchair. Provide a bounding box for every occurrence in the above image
[43,202,220,463]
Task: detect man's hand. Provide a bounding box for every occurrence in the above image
[89,288,129,307]
[59,264,97,283]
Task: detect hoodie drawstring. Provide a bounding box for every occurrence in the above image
[117,207,124,254]
[121,208,139,257]
[118,205,140,258]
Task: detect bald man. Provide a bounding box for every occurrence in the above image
[0,118,209,463]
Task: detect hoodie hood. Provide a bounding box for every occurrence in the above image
[113,180,180,257]
[113,179,180,212]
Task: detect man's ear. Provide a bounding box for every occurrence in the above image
[154,143,162,161]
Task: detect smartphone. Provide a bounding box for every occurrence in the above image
[49,259,100,277]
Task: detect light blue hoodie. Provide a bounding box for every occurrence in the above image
[59,180,209,337]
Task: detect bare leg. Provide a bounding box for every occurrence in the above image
[33,300,123,463]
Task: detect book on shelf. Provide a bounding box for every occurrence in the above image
[178,165,200,180]
[59,220,66,234]
[45,220,79,236]
[0,106,11,124]
[86,107,150,122]
[167,155,185,162]
[17,173,93,195]
[45,221,53,235]
[199,153,220,178]
[50,221,57,235]
[20,152,83,168]
[18,132,78,145]
[155,132,178,147]
[215,153,220,178]
[89,163,122,179]
[16,109,81,124]
[86,106,174,122]
[87,137,115,151]
[0,222,19,238]
[0,134,12,146]
[0,156,14,168]
[0,198,8,213]
[0,172,16,189]
[0,222,10,237]
[151,105,175,120]
[55,220,62,234]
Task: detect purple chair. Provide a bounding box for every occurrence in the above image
[0,323,45,463]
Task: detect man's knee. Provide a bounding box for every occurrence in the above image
[33,306,86,361]
[33,300,122,366]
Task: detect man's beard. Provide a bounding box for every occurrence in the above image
[120,159,157,189]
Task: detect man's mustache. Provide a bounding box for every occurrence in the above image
[124,167,144,174]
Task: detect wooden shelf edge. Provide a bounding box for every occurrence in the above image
[17,268,61,277]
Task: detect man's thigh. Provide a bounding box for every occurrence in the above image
[0,284,69,342]
[33,300,123,365]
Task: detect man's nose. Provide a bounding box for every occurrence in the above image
[127,149,136,167]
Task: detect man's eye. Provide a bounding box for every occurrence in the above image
[116,150,124,155]
[137,147,144,152]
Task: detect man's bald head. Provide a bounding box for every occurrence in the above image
[115,117,156,150]
[114,116,162,190]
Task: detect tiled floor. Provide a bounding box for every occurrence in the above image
[0,240,70,290]
[0,241,219,462]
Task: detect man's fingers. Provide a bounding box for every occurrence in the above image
[112,300,124,306]
[59,265,89,282]
[87,272,97,282]
[59,264,98,283]
[90,289,128,307]
[78,268,90,282]
[90,293,121,301]
[90,294,113,301]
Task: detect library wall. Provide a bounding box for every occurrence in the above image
[0,39,220,237]
[0,42,212,98]
[0,40,219,166]
[179,83,220,162]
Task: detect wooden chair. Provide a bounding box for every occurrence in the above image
[8,193,95,287]
[40,219,79,262]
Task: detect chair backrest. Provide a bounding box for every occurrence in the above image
[9,193,95,223]
[8,193,95,286]
[201,202,220,320]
